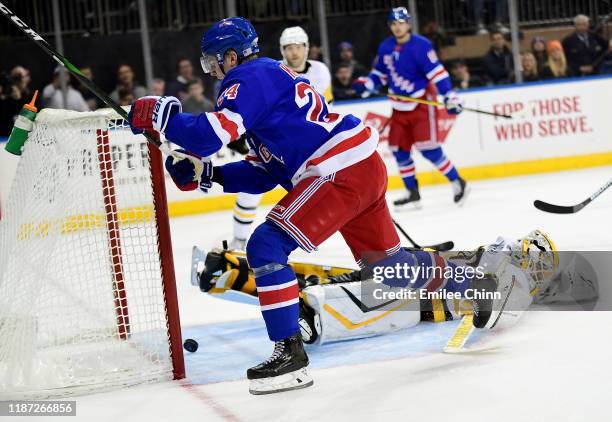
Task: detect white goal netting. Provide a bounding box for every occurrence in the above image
[0,108,182,399]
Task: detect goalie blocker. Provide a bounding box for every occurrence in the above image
[192,230,599,345]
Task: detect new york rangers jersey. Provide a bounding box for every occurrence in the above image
[368,34,452,111]
[300,60,333,103]
[165,58,377,193]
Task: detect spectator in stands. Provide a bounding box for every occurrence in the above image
[521,53,540,82]
[166,58,196,101]
[151,78,166,96]
[541,40,573,79]
[450,60,484,90]
[483,30,514,84]
[78,66,99,110]
[117,88,134,107]
[470,0,509,35]
[10,66,32,99]
[182,79,214,113]
[110,64,146,103]
[421,20,445,55]
[42,67,89,111]
[308,43,323,61]
[332,63,358,100]
[562,14,608,76]
[531,36,548,74]
[598,39,612,74]
[0,71,25,136]
[338,41,368,78]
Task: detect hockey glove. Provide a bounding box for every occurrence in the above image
[352,77,376,97]
[226,135,250,155]
[128,95,182,135]
[443,91,464,115]
[164,149,213,193]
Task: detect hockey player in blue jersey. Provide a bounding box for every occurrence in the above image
[128,17,498,395]
[354,7,469,209]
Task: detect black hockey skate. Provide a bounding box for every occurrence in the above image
[452,177,469,205]
[394,182,421,210]
[470,274,498,328]
[247,333,313,395]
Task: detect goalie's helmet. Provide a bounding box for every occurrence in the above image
[200,17,259,73]
[515,229,559,292]
[388,6,412,23]
[279,26,309,65]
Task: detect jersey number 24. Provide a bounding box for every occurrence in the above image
[295,81,340,132]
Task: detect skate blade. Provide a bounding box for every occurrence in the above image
[190,246,206,287]
[249,367,313,395]
[455,186,471,207]
[394,200,422,212]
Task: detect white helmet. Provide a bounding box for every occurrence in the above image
[280,26,309,65]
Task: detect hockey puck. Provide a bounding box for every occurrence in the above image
[183,338,199,353]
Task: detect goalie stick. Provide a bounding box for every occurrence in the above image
[534,177,612,214]
[0,2,168,154]
[392,218,454,252]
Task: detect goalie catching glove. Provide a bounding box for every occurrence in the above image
[193,247,257,296]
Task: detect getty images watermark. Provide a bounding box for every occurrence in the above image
[370,262,501,301]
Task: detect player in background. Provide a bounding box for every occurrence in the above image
[128,17,500,395]
[354,7,469,209]
[229,26,333,250]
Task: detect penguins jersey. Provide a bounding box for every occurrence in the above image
[164,57,377,193]
[298,60,333,103]
[367,34,452,111]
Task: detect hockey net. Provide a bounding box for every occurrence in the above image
[0,108,184,399]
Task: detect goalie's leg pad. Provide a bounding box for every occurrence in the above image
[301,279,420,344]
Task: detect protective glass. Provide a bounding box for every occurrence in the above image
[200,55,221,74]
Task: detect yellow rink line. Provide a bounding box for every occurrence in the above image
[168,151,612,217]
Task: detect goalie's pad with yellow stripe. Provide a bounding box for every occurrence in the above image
[301,280,421,345]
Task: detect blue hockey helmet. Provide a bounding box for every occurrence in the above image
[387,7,412,23]
[200,17,259,73]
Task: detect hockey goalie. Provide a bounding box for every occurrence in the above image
[192,230,599,345]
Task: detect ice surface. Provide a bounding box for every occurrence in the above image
[17,166,612,422]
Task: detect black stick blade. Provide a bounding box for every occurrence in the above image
[533,199,584,214]
[428,241,455,252]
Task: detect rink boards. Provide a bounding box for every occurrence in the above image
[1,75,612,217]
